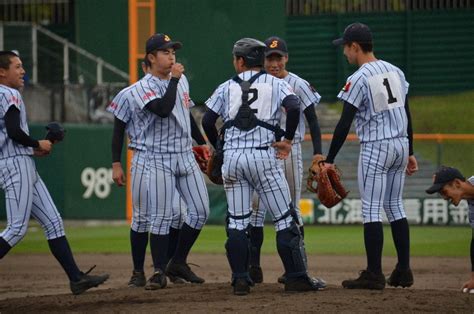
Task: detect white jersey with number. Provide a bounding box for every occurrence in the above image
[205,70,295,150]
[0,84,33,158]
[337,60,409,143]
[282,72,321,143]
[135,74,194,153]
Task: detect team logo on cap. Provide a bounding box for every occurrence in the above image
[164,35,171,42]
[269,40,278,48]
[342,81,351,92]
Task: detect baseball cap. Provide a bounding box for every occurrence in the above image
[145,33,182,54]
[425,166,465,194]
[332,22,372,46]
[264,36,288,57]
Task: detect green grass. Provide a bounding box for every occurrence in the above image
[327,90,474,173]
[8,224,471,257]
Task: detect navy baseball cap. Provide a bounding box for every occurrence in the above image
[145,33,182,54]
[264,36,288,57]
[333,22,372,46]
[426,166,465,194]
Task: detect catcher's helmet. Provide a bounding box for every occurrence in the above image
[232,38,266,67]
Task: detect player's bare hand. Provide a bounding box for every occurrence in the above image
[171,63,184,79]
[320,161,335,171]
[272,139,292,160]
[112,162,126,187]
[406,155,418,176]
[33,148,50,157]
[38,140,52,153]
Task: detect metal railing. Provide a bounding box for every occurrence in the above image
[286,0,474,15]
[0,22,129,85]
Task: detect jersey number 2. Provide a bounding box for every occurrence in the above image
[248,88,258,113]
[382,78,398,104]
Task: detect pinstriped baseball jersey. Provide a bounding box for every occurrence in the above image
[282,72,321,143]
[106,76,153,151]
[0,84,33,158]
[337,60,409,143]
[136,74,194,153]
[206,70,295,150]
[467,176,474,228]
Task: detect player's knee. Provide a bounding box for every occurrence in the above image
[6,224,29,246]
[41,218,65,239]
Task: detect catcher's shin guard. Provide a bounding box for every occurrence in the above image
[225,228,251,280]
[276,222,308,278]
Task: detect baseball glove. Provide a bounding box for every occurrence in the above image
[307,157,349,208]
[206,147,224,185]
[45,122,66,143]
[192,146,211,173]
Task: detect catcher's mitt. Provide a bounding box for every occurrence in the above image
[192,146,211,173]
[307,158,349,208]
[206,148,224,185]
[45,122,65,143]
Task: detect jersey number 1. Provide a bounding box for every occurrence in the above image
[383,78,397,104]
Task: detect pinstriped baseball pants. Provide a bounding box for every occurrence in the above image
[130,150,186,233]
[145,151,209,235]
[359,137,409,223]
[0,155,65,246]
[251,143,303,226]
[223,148,294,232]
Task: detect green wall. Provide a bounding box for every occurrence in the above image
[155,0,286,103]
[286,9,474,101]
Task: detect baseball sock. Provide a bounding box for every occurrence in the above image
[0,237,12,259]
[48,236,81,282]
[171,223,200,264]
[130,230,148,272]
[149,233,169,272]
[363,222,383,275]
[249,226,263,267]
[390,218,410,270]
[167,227,180,260]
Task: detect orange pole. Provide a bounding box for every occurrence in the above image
[126,0,155,222]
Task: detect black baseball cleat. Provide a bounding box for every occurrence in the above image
[233,278,251,296]
[342,270,386,290]
[285,275,319,292]
[249,265,263,284]
[387,267,414,288]
[277,273,286,284]
[167,274,186,284]
[128,270,146,287]
[278,273,327,290]
[166,262,205,284]
[145,269,167,290]
[70,266,109,295]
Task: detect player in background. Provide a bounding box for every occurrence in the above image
[324,23,418,290]
[425,166,474,293]
[248,36,325,288]
[0,50,109,295]
[202,37,320,295]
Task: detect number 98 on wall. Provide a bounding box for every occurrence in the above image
[81,167,114,199]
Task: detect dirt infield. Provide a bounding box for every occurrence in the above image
[1,253,473,313]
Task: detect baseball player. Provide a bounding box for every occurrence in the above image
[0,51,109,295]
[248,36,326,288]
[202,37,319,295]
[130,33,209,289]
[324,23,418,290]
[109,59,188,288]
[425,166,474,292]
